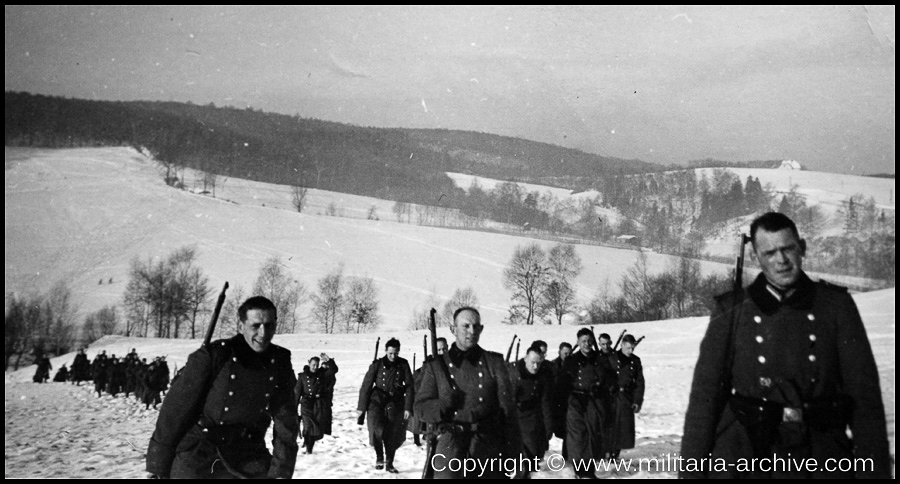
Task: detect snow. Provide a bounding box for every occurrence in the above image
[5,288,894,478]
[5,148,894,478]
[5,147,727,330]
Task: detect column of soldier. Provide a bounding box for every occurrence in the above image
[37,347,171,410]
[140,212,890,478]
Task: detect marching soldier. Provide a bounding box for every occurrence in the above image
[91,351,109,397]
[357,338,414,473]
[550,342,573,459]
[414,307,523,479]
[560,328,614,479]
[32,354,52,383]
[681,212,890,478]
[146,296,299,479]
[510,344,554,478]
[295,353,339,454]
[53,364,69,382]
[605,334,644,460]
[71,348,91,385]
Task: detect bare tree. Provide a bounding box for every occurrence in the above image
[253,256,307,334]
[503,243,549,325]
[291,185,309,213]
[83,305,119,345]
[313,265,344,334]
[202,171,218,197]
[344,276,380,333]
[42,281,78,356]
[216,284,246,340]
[540,244,583,325]
[441,287,479,326]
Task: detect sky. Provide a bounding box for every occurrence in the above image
[5,5,896,174]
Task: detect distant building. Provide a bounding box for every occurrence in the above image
[779,159,802,170]
[616,235,641,247]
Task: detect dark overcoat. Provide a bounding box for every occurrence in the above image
[606,350,644,451]
[146,335,299,479]
[414,343,523,479]
[680,272,890,478]
[509,358,554,459]
[357,356,414,451]
[295,359,339,440]
[559,349,614,463]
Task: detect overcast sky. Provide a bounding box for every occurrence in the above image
[5,5,895,174]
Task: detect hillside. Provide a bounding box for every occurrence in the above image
[5,288,894,478]
[5,147,730,331]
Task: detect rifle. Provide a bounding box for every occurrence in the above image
[422,308,441,479]
[357,337,382,426]
[734,233,751,291]
[612,329,627,351]
[423,334,428,366]
[203,282,229,347]
[590,325,599,352]
[413,353,416,371]
[634,336,645,349]
[515,339,521,361]
[505,334,518,362]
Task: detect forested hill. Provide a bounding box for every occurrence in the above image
[5,91,663,206]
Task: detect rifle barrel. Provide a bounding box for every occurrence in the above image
[203,282,229,347]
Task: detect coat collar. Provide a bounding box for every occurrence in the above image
[746,271,816,315]
[448,343,483,366]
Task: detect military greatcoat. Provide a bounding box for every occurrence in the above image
[357,356,414,452]
[295,359,339,441]
[606,350,644,451]
[414,343,523,479]
[146,334,299,479]
[680,272,890,478]
[509,358,554,459]
[560,349,614,464]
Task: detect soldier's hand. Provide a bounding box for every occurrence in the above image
[357,410,364,419]
[632,403,641,414]
[404,410,411,420]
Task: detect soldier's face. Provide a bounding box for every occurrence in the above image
[385,346,399,362]
[309,359,319,372]
[753,228,805,290]
[436,341,448,355]
[621,342,634,357]
[559,346,571,360]
[239,309,277,353]
[451,309,483,351]
[599,338,612,354]
[578,335,593,355]
[524,351,543,375]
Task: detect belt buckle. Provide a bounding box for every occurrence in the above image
[782,407,803,423]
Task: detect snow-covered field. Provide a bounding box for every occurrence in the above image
[5,288,894,478]
[5,147,729,329]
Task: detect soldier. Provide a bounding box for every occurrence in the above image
[550,342,573,460]
[412,336,449,447]
[146,296,299,479]
[32,354,52,383]
[142,358,168,410]
[107,356,127,397]
[357,338,414,473]
[91,351,109,397]
[71,348,91,385]
[295,353,339,454]
[414,307,523,479]
[509,345,553,478]
[597,333,613,356]
[53,364,69,382]
[605,334,644,460]
[681,212,890,478]
[560,327,614,479]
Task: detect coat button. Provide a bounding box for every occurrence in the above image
[758,356,766,364]
[755,336,764,343]
[478,372,483,378]
[479,361,484,365]
[478,397,483,402]
[450,375,455,379]
[808,355,816,362]
[807,314,815,321]
[809,334,816,342]
[224,407,229,412]
[271,359,275,364]
[754,316,762,323]
[231,374,236,379]
[449,363,454,368]
[478,384,483,389]
[220,421,225,425]
[269,376,274,381]
[229,391,234,396]
[265,393,270,398]
[759,377,772,387]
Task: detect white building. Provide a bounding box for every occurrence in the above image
[779,159,802,170]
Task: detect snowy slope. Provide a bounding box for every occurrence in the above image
[5,288,894,478]
[5,147,729,330]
